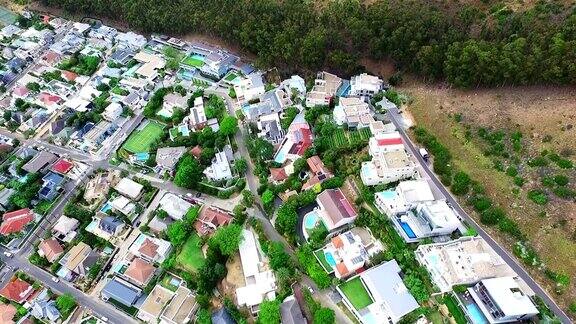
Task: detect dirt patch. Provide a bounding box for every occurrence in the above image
[401,78,576,312]
[220,253,245,299]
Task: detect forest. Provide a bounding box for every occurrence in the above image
[39,0,576,87]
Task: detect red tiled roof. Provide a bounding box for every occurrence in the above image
[0,279,33,303]
[42,51,61,65]
[190,145,202,159]
[0,209,34,235]
[124,258,155,285]
[51,159,73,174]
[13,86,29,97]
[62,70,78,82]
[335,262,349,277]
[39,93,61,106]
[331,236,344,249]
[376,137,403,146]
[194,206,233,236]
[138,238,159,259]
[270,168,288,182]
[0,303,16,323]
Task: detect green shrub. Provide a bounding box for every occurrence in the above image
[505,166,518,177]
[553,187,575,199]
[527,156,548,167]
[468,195,492,212]
[480,207,505,225]
[451,171,471,195]
[527,189,548,205]
[553,175,569,186]
[513,176,525,187]
[541,176,555,187]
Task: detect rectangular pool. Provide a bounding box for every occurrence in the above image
[466,303,488,324]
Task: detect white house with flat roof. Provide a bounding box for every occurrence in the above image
[189,97,207,130]
[306,71,342,107]
[234,73,265,103]
[235,229,276,314]
[415,237,517,292]
[333,97,374,129]
[203,150,233,181]
[374,179,435,216]
[467,277,538,323]
[158,193,192,220]
[390,200,462,243]
[338,259,419,324]
[368,132,405,156]
[349,73,384,98]
[114,178,144,200]
[360,151,416,186]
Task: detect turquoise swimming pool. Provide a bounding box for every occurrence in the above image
[466,303,488,324]
[324,251,336,267]
[304,211,319,229]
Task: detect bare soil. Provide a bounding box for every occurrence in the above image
[400,77,576,313]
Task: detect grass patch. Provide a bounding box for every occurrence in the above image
[329,128,371,148]
[443,294,467,324]
[182,55,205,67]
[160,275,180,292]
[224,72,239,82]
[121,120,165,153]
[175,234,205,272]
[313,249,332,272]
[339,277,373,311]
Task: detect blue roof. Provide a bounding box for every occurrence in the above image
[103,278,141,307]
[42,172,65,188]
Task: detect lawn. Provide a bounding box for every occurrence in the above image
[182,55,205,67]
[121,120,165,153]
[339,277,373,310]
[313,249,332,272]
[224,72,239,82]
[443,295,467,324]
[330,128,371,148]
[175,234,205,272]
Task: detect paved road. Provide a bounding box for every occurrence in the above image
[387,107,571,323]
[0,254,136,324]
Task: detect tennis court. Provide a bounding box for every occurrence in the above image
[181,54,205,67]
[121,121,165,153]
[0,7,17,27]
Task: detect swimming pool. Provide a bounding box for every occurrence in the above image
[324,251,336,267]
[304,211,319,229]
[399,220,417,239]
[466,303,488,324]
[274,142,292,164]
[100,202,112,213]
[376,190,396,200]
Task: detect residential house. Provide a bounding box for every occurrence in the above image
[103,102,123,121]
[31,299,61,322]
[137,285,174,323]
[273,114,312,165]
[349,73,384,98]
[21,151,57,174]
[305,71,342,107]
[302,156,333,190]
[159,93,188,118]
[115,32,147,51]
[156,146,186,174]
[101,277,142,307]
[333,97,374,129]
[58,242,99,280]
[0,208,34,236]
[280,295,306,324]
[257,113,284,145]
[200,51,238,80]
[110,196,136,216]
[114,178,144,200]
[368,132,404,156]
[244,88,292,121]
[0,279,34,303]
[0,188,15,211]
[160,286,198,324]
[52,215,79,242]
[0,304,16,323]
[282,75,306,98]
[189,96,207,130]
[39,172,65,200]
[234,73,265,103]
[203,148,234,181]
[236,229,276,313]
[90,215,125,241]
[158,193,192,220]
[128,233,172,264]
[134,51,166,81]
[38,238,64,263]
[82,120,117,151]
[338,259,419,324]
[194,206,233,236]
[315,228,383,279]
[360,151,416,186]
[466,277,538,323]
[123,258,156,287]
[51,158,74,175]
[269,167,288,184]
[374,180,435,216]
[109,49,134,65]
[84,171,120,204]
[305,189,357,235]
[414,236,517,293]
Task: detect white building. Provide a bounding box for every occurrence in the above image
[305,71,342,107]
[158,193,192,220]
[415,237,517,293]
[114,178,144,200]
[338,259,419,324]
[467,277,538,323]
[390,200,462,243]
[374,179,435,216]
[188,96,207,129]
[333,97,373,129]
[368,132,405,156]
[103,102,123,121]
[203,150,233,181]
[158,93,187,118]
[235,229,276,313]
[283,75,306,97]
[134,51,166,81]
[349,73,384,98]
[234,73,265,103]
[360,151,416,186]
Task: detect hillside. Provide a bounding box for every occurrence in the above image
[34,0,576,87]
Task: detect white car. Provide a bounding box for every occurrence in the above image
[3,251,12,258]
[51,277,60,283]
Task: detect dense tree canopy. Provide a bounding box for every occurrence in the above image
[41,0,576,87]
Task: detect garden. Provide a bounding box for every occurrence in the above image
[338,277,373,311]
[121,120,165,153]
[175,233,205,273]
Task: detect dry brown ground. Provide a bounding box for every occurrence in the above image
[399,77,576,312]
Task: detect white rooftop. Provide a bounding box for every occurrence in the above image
[114,178,144,200]
[479,277,538,318]
[158,192,192,220]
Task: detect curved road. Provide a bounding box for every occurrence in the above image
[387,107,571,324]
